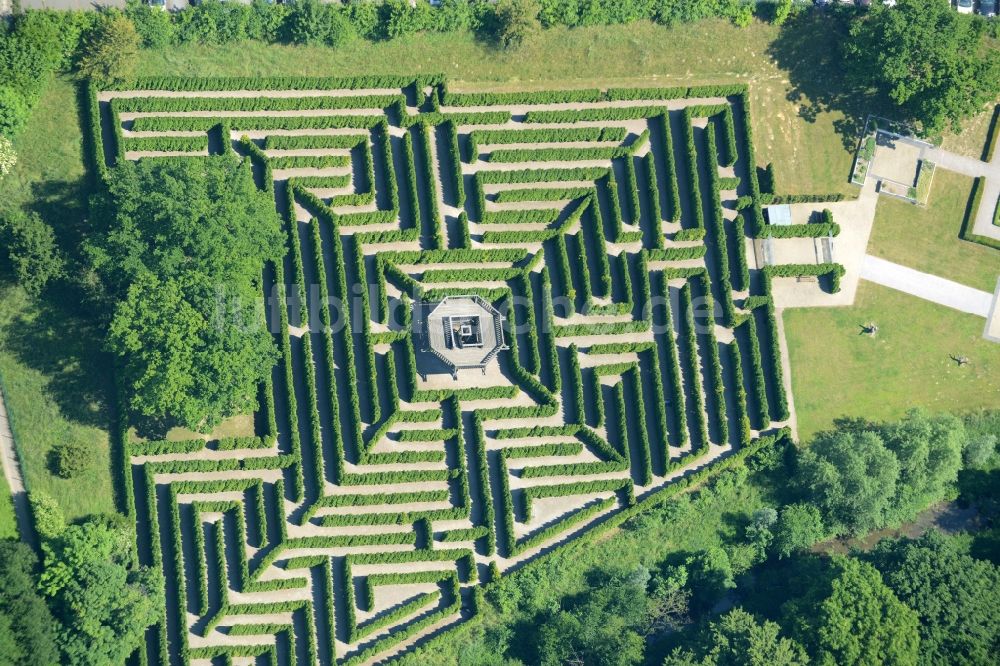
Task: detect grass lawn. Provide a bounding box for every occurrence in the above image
[137,18,856,198]
[0,76,116,521]
[866,170,1000,293]
[939,102,999,160]
[0,475,16,540]
[784,281,1000,442]
[0,287,116,522]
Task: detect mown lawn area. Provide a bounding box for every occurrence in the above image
[939,103,999,160]
[784,281,1000,442]
[0,77,116,521]
[866,170,999,292]
[137,18,856,198]
[0,476,16,539]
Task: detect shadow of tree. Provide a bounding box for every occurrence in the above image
[0,284,112,430]
[767,9,886,152]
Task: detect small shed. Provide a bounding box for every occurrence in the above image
[765,204,793,227]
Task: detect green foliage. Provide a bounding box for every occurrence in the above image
[0,87,29,137]
[29,491,65,541]
[491,0,540,50]
[528,567,651,666]
[285,0,354,47]
[50,440,93,479]
[772,503,825,559]
[844,0,1000,133]
[877,409,965,520]
[665,607,809,666]
[0,541,60,666]
[869,531,1000,666]
[76,15,140,88]
[0,210,64,297]
[124,0,176,48]
[687,547,736,613]
[795,429,900,536]
[90,156,282,430]
[40,519,163,665]
[812,559,920,666]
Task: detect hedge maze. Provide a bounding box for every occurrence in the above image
[94,76,821,665]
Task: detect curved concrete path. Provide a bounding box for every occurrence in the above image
[0,387,34,546]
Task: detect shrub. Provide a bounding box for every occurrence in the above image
[681,109,704,229]
[492,0,540,50]
[50,440,94,479]
[0,87,30,137]
[0,210,64,296]
[76,15,141,88]
[124,0,175,48]
[286,0,354,46]
[30,491,65,540]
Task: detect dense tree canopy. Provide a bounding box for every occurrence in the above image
[795,410,971,536]
[75,14,140,87]
[664,608,809,666]
[530,567,651,666]
[39,519,163,666]
[787,558,921,666]
[492,0,540,50]
[869,532,1000,665]
[794,429,900,536]
[88,156,283,430]
[843,0,1000,133]
[0,541,60,666]
[877,410,965,519]
[772,503,825,559]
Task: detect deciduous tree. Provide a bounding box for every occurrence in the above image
[794,430,899,536]
[869,532,1000,665]
[772,503,825,559]
[843,0,1000,133]
[89,156,282,431]
[0,210,64,297]
[0,541,60,666]
[492,0,539,50]
[813,558,920,666]
[40,519,162,666]
[76,15,141,87]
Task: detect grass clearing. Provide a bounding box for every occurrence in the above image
[0,76,115,522]
[939,102,1000,160]
[866,170,1000,292]
[0,286,116,521]
[784,281,1000,442]
[0,475,16,539]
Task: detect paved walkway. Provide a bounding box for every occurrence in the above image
[0,387,35,547]
[861,255,994,317]
[924,144,1000,242]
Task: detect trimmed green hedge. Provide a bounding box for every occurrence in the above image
[264,134,366,150]
[122,134,209,153]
